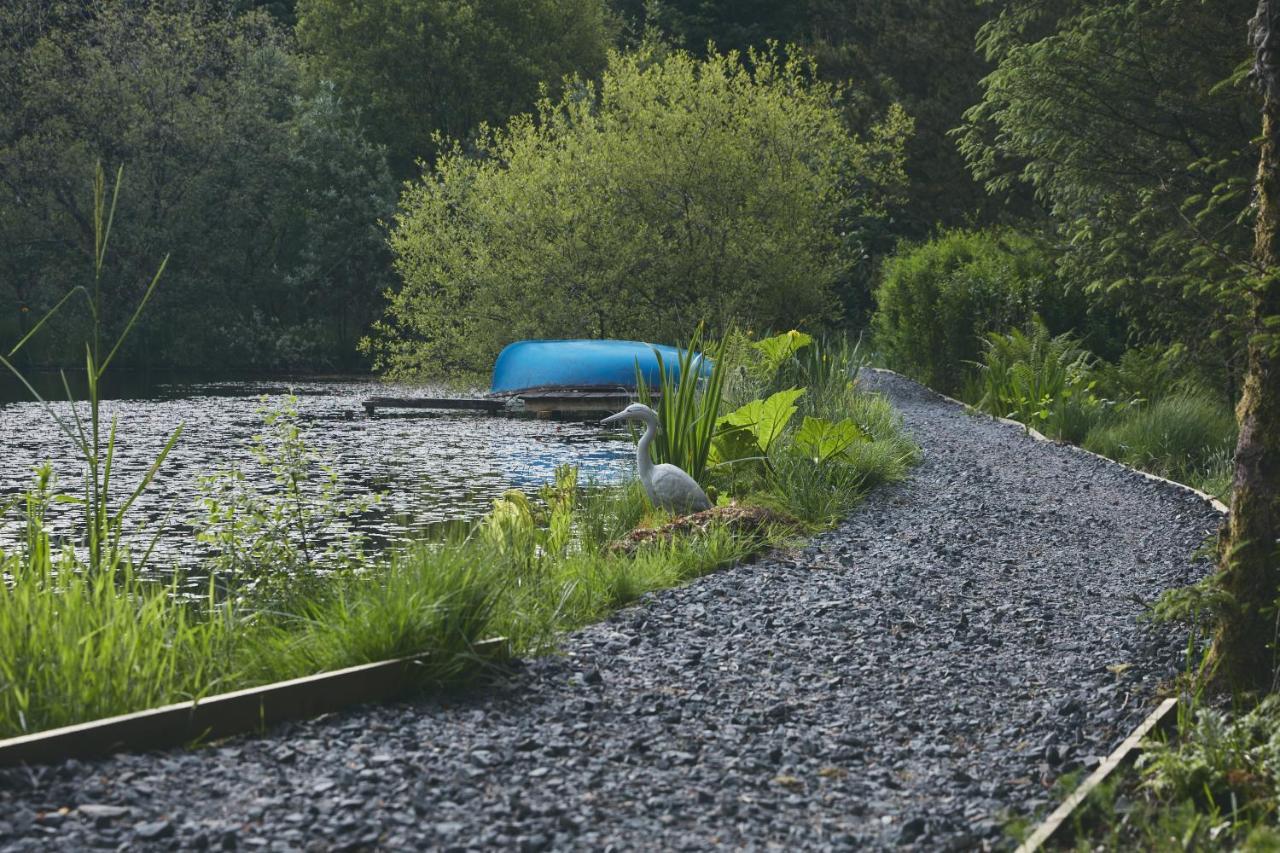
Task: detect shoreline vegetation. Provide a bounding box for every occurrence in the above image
[0,284,918,739]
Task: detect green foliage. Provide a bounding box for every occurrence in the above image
[802,0,1005,243]
[0,3,395,369]
[620,0,999,242]
[752,330,814,376]
[636,328,729,485]
[715,388,804,459]
[971,319,1101,443]
[0,164,177,575]
[872,229,1081,396]
[370,44,910,377]
[959,0,1252,385]
[784,335,865,421]
[0,476,241,736]
[708,328,912,509]
[196,396,378,605]
[1138,697,1280,837]
[247,542,504,682]
[793,415,867,463]
[1093,343,1228,410]
[478,464,579,564]
[1084,395,1237,487]
[295,0,614,176]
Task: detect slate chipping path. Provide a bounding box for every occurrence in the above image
[0,370,1224,851]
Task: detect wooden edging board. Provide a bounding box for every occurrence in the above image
[1014,697,1179,852]
[0,638,507,768]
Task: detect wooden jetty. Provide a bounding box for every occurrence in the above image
[362,388,642,418]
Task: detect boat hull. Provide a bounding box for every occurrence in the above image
[489,339,708,395]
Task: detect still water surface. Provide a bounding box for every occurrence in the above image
[0,375,631,581]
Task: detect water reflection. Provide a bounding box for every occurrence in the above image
[0,378,632,582]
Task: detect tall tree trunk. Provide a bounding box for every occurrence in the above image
[1214,0,1280,692]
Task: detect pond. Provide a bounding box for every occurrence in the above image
[0,374,632,587]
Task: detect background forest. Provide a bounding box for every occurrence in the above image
[0,0,1256,404]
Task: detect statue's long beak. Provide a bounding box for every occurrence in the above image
[601,412,628,425]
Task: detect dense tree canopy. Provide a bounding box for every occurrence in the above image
[959,0,1256,387]
[294,0,615,176]
[367,45,909,377]
[0,0,395,368]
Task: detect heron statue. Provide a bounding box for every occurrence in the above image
[602,403,712,514]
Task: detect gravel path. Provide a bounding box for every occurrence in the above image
[0,370,1223,851]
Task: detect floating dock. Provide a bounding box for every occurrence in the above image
[361,389,643,418]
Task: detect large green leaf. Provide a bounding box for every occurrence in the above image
[718,388,804,454]
[793,416,867,463]
[709,424,761,466]
[751,330,813,373]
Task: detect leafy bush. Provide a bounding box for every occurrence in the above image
[369,44,910,377]
[871,229,1082,395]
[1092,343,1229,411]
[1084,394,1236,486]
[970,319,1101,443]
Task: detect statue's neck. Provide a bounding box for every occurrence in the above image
[636,417,656,479]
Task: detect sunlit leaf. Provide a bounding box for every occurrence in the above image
[793,415,867,463]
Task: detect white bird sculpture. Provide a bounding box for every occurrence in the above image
[602,403,712,514]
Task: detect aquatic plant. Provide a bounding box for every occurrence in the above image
[196,395,378,605]
[635,326,729,485]
[0,164,177,574]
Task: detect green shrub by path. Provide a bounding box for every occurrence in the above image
[1084,395,1237,492]
[962,319,1236,498]
[969,319,1101,444]
[1024,695,1280,850]
[871,229,1084,396]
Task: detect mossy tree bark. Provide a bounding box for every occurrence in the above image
[1214,0,1280,692]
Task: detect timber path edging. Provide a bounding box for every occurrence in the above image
[0,640,507,769]
[0,369,1224,851]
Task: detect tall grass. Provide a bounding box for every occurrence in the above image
[0,164,177,575]
[782,334,864,421]
[245,542,505,686]
[1083,394,1237,489]
[0,469,243,735]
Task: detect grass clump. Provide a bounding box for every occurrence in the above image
[0,469,243,735]
[1084,395,1237,492]
[245,541,505,685]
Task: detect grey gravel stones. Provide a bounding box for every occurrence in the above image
[0,370,1222,850]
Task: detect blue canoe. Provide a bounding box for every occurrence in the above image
[489,339,710,395]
